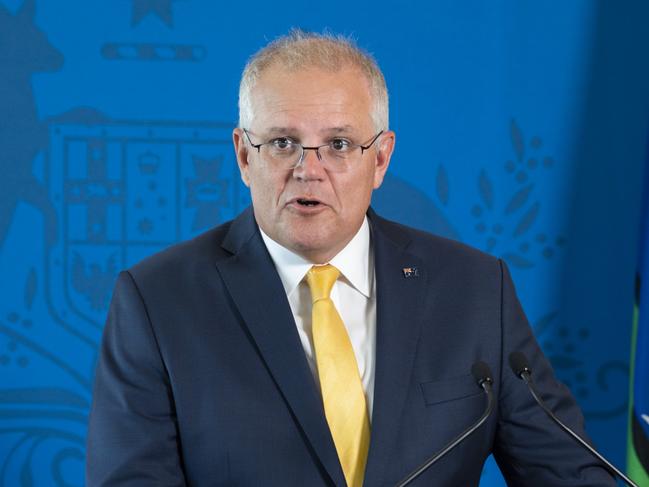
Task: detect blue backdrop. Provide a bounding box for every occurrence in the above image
[1,1,649,485]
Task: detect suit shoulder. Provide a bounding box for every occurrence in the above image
[373,214,501,273]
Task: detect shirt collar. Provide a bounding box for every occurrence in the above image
[259,217,372,299]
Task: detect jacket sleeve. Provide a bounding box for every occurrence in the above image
[86,271,187,486]
[493,260,617,486]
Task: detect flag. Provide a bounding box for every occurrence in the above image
[628,172,649,486]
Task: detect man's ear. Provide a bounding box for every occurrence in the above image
[372,130,395,189]
[233,128,251,187]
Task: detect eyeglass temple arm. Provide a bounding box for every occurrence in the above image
[360,130,384,153]
[242,128,262,152]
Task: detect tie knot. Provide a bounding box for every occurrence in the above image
[306,264,340,303]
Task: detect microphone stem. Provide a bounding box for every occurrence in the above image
[395,382,494,487]
[521,373,639,487]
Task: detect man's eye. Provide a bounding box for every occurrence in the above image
[330,139,351,151]
[270,138,294,150]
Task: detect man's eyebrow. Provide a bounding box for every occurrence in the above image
[321,125,356,134]
[262,126,357,135]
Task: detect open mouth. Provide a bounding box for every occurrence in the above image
[296,198,321,207]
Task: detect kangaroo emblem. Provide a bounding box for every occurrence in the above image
[0,0,63,247]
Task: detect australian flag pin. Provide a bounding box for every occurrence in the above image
[402,266,419,278]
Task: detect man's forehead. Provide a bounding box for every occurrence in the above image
[247,66,374,133]
[251,64,372,100]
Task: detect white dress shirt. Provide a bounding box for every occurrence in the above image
[259,218,376,417]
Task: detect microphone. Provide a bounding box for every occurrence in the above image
[508,351,639,487]
[395,361,495,487]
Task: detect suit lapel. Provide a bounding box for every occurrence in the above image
[215,209,346,487]
[364,211,428,487]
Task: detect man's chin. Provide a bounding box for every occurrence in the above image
[287,235,329,253]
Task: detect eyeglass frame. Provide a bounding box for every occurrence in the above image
[242,128,384,170]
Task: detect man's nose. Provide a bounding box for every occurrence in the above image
[293,147,325,179]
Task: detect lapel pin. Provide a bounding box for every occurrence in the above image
[402,267,419,278]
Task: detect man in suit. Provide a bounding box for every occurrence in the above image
[86,31,617,486]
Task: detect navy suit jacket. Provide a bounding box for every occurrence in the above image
[86,207,615,486]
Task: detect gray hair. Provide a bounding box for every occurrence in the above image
[238,29,389,132]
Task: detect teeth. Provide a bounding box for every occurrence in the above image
[298,199,318,206]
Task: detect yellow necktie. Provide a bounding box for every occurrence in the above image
[306,265,370,487]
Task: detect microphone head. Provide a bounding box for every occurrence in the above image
[509,351,532,378]
[471,361,494,387]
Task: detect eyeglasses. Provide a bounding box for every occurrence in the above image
[243,129,383,173]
